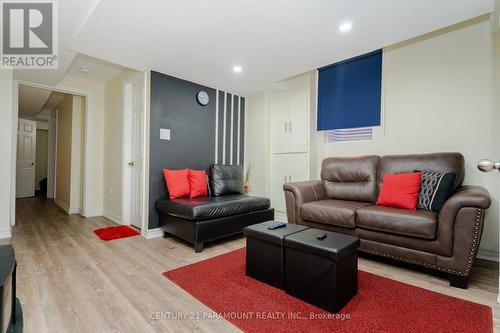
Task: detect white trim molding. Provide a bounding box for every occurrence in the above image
[54,198,80,215]
[0,230,12,239]
[141,228,163,239]
[83,208,103,217]
[12,80,93,226]
[103,210,122,224]
[477,249,499,262]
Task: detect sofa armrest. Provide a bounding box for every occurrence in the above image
[435,186,491,273]
[440,186,491,214]
[283,180,326,224]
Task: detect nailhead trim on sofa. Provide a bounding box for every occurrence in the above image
[361,209,482,277]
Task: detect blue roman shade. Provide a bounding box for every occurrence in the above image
[317,50,382,131]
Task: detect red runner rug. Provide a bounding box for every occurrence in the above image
[94,225,140,241]
[163,248,492,333]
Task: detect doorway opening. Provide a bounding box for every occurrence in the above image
[16,84,87,216]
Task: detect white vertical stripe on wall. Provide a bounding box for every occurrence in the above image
[230,94,234,165]
[237,96,241,165]
[222,92,227,164]
[214,90,219,164]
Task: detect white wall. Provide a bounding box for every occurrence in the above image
[35,129,49,190]
[70,96,85,212]
[244,92,271,197]
[55,95,74,211]
[0,69,13,238]
[56,75,105,217]
[246,19,500,257]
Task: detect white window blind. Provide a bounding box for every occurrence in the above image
[328,127,373,143]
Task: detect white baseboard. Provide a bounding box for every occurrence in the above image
[141,228,163,240]
[477,249,499,262]
[54,198,70,213]
[68,206,80,215]
[103,210,121,224]
[0,230,12,239]
[54,198,81,215]
[83,208,103,217]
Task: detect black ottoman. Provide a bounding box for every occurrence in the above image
[284,229,360,313]
[244,221,308,289]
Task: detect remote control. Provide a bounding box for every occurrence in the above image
[267,222,287,230]
[317,233,327,240]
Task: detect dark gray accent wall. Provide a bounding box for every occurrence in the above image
[149,71,245,229]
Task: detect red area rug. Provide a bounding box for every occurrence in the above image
[163,248,492,333]
[94,225,140,241]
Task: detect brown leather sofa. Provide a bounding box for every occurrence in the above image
[284,153,491,288]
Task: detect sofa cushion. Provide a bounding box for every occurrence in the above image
[301,200,372,228]
[377,153,464,193]
[356,205,437,240]
[188,169,208,198]
[163,168,190,199]
[156,194,270,221]
[376,172,422,210]
[208,164,244,196]
[417,171,456,212]
[321,155,379,203]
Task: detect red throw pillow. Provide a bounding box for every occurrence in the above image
[189,169,208,198]
[376,172,422,210]
[163,169,190,199]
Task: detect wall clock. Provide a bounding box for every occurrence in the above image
[197,91,210,106]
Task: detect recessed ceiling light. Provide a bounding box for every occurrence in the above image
[80,66,92,74]
[233,65,242,73]
[339,22,352,32]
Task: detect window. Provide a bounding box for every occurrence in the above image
[328,127,373,143]
[317,50,382,131]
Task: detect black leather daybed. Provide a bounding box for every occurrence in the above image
[156,165,274,252]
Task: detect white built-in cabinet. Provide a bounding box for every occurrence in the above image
[271,76,309,154]
[270,74,312,218]
[271,153,309,213]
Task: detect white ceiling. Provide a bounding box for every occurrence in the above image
[42,92,67,111]
[71,0,494,95]
[66,54,126,82]
[18,85,52,120]
[14,0,495,96]
[18,86,68,121]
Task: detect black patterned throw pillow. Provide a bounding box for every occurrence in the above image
[417,171,456,212]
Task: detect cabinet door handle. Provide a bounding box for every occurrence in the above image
[289,175,292,182]
[284,122,288,133]
[289,121,292,133]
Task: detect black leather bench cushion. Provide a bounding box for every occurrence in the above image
[156,194,271,221]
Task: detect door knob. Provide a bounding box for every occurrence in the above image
[128,161,135,167]
[477,159,500,172]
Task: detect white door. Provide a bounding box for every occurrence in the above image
[271,91,290,154]
[129,80,144,229]
[271,153,310,214]
[16,119,37,198]
[271,154,289,213]
[288,77,309,153]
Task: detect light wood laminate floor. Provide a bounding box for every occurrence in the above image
[5,197,500,332]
